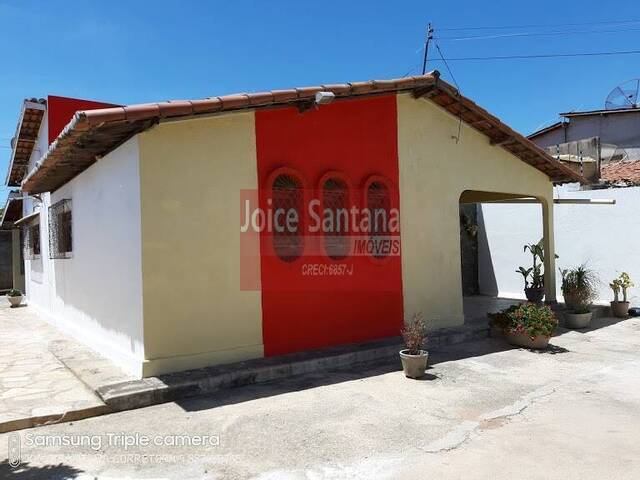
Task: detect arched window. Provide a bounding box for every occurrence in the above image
[322,177,350,260]
[272,173,304,262]
[367,180,391,259]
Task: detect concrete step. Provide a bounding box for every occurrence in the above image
[97,322,490,412]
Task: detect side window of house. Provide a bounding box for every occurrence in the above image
[322,177,350,260]
[49,199,73,259]
[23,219,41,260]
[367,180,391,259]
[272,174,303,262]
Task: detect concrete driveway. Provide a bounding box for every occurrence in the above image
[2,315,640,479]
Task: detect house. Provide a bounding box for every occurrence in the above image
[529,106,640,186]
[3,71,584,377]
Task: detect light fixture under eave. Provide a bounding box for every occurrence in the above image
[315,91,335,105]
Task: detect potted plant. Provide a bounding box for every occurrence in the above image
[560,265,599,329]
[500,302,558,349]
[610,272,634,318]
[399,313,428,379]
[516,240,554,303]
[6,288,23,308]
[488,304,519,337]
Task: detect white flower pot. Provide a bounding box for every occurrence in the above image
[399,349,429,379]
[564,311,592,329]
[7,295,22,308]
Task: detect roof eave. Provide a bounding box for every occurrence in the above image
[21,71,586,192]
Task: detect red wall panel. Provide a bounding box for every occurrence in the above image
[47,96,119,145]
[255,94,404,356]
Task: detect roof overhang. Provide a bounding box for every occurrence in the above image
[0,192,24,228]
[6,99,46,187]
[528,121,565,139]
[21,71,587,194]
[560,107,640,118]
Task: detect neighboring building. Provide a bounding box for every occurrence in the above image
[4,71,583,377]
[530,107,640,186]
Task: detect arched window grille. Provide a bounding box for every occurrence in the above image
[272,173,304,262]
[367,180,391,259]
[322,177,350,260]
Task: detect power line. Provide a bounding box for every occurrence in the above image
[427,49,640,62]
[437,26,640,41]
[438,19,640,31]
[434,42,459,89]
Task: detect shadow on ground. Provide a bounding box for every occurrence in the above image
[176,336,517,413]
[0,460,84,479]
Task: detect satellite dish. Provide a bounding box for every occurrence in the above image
[605,79,640,110]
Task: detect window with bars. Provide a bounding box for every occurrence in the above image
[367,181,391,259]
[23,220,41,260]
[272,173,303,262]
[49,199,73,259]
[322,177,350,260]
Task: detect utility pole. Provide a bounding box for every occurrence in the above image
[421,23,434,75]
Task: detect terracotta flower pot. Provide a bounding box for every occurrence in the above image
[564,311,592,329]
[399,349,429,379]
[7,295,22,308]
[505,331,550,350]
[610,301,630,318]
[524,287,545,304]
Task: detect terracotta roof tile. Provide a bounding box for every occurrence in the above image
[21,71,586,193]
[601,161,640,184]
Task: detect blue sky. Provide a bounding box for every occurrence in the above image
[1,0,639,200]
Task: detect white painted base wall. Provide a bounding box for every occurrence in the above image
[479,184,640,306]
[23,138,145,377]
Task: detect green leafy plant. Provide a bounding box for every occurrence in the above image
[560,265,599,314]
[504,303,558,339]
[401,313,427,355]
[7,288,22,297]
[517,239,556,290]
[610,272,634,302]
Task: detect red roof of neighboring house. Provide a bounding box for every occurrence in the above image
[601,161,640,184]
[21,71,587,193]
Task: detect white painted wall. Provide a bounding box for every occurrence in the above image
[24,137,145,376]
[478,184,640,305]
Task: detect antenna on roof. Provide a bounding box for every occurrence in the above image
[421,23,434,75]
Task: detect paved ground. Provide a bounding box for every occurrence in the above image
[1,315,639,479]
[0,302,104,429]
[0,301,131,432]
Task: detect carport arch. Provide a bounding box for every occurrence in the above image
[459,190,556,303]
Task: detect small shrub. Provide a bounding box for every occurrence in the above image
[505,303,558,339]
[7,288,22,297]
[560,265,598,313]
[401,313,427,355]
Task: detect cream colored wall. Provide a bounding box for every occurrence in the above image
[138,112,263,376]
[396,93,555,329]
